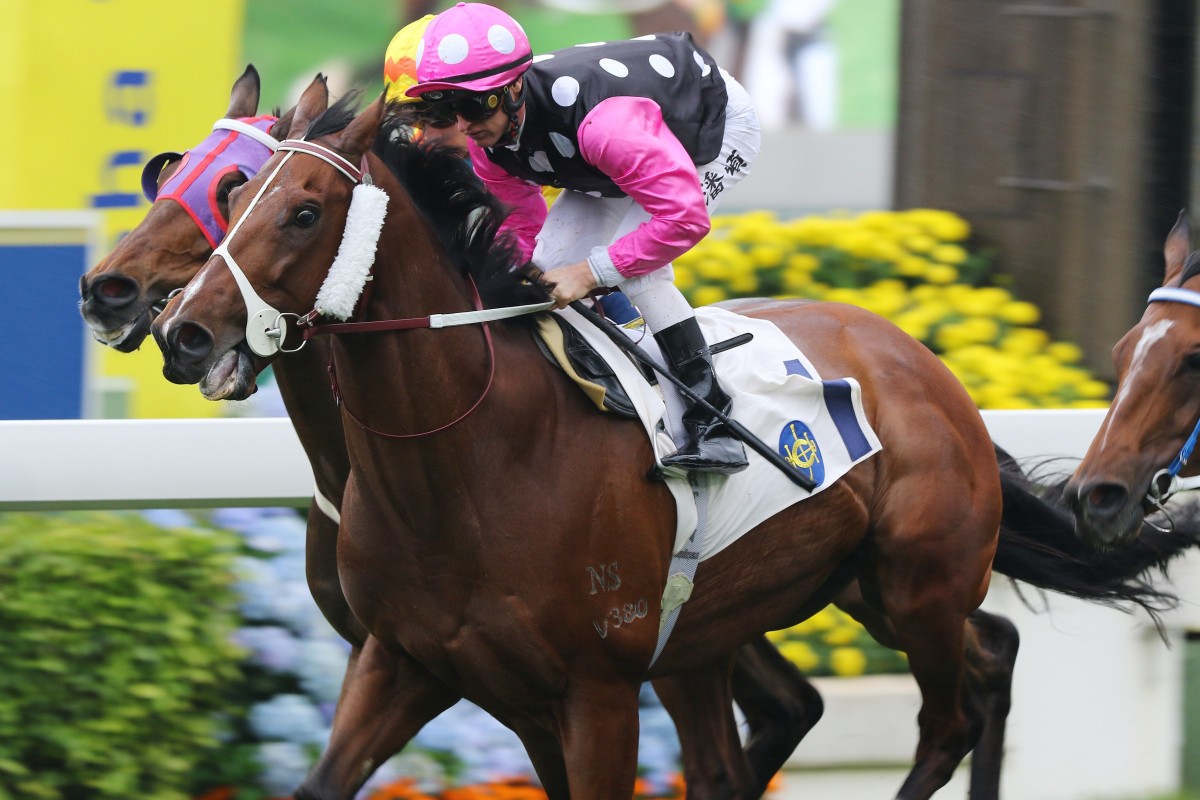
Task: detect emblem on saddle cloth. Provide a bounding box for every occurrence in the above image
[779,420,824,487]
[550,305,884,561]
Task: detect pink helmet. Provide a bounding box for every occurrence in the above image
[406,2,532,97]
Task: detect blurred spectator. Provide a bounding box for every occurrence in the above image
[742,0,839,131]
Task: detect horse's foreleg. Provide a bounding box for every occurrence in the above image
[305,504,372,734]
[963,610,1019,800]
[510,723,571,800]
[654,656,754,800]
[730,636,824,794]
[306,502,368,647]
[295,636,459,800]
[559,677,642,800]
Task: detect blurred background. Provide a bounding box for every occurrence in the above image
[2,1,1200,799]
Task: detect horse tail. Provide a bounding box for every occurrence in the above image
[989,444,1200,623]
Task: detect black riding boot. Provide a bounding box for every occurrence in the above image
[654,317,749,474]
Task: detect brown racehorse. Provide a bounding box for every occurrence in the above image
[149,91,1194,800]
[1068,211,1200,549]
[78,66,829,798]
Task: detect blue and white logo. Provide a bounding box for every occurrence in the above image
[778,420,824,487]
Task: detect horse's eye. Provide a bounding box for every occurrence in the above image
[295,207,319,228]
[1184,352,1200,373]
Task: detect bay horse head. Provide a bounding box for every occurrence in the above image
[151,87,523,400]
[1067,211,1200,548]
[151,87,386,398]
[78,65,325,352]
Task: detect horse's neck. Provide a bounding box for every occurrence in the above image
[272,339,350,503]
[332,184,519,441]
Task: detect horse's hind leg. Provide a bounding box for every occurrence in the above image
[731,636,824,794]
[656,639,821,799]
[654,656,754,800]
[295,636,459,800]
[864,518,999,798]
[963,609,1019,800]
[837,584,1019,800]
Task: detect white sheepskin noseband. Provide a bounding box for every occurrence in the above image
[314,181,390,320]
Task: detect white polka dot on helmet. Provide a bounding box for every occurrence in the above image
[406,2,533,97]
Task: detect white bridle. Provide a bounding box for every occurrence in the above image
[211,138,389,357]
[1145,287,1200,504]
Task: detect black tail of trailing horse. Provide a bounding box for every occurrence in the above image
[991,445,1200,624]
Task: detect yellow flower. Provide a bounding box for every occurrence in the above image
[782,270,814,294]
[787,252,820,272]
[1077,379,1111,399]
[997,300,1041,325]
[903,208,971,241]
[897,256,930,278]
[823,625,859,646]
[930,243,968,265]
[673,266,696,292]
[904,233,938,254]
[1046,342,1084,364]
[780,641,821,672]
[749,244,787,268]
[690,285,728,307]
[830,647,868,677]
[694,258,729,281]
[999,327,1050,356]
[925,264,959,285]
[727,273,760,294]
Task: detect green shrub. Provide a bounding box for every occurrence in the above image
[0,512,244,800]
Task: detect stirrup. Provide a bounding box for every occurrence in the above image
[660,435,748,475]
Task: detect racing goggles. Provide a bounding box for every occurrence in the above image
[405,102,458,129]
[421,88,506,124]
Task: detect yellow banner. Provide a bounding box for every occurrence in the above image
[1,0,246,418]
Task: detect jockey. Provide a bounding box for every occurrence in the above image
[385,12,641,327]
[407,2,761,475]
[383,15,470,154]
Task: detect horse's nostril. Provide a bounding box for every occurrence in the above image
[170,322,214,364]
[1083,482,1129,516]
[87,276,139,307]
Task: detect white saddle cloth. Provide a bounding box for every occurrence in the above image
[556,305,884,560]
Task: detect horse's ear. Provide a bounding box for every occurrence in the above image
[291,74,330,140]
[271,106,295,140]
[227,64,261,119]
[337,94,386,158]
[1164,209,1192,285]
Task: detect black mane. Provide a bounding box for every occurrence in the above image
[305,94,549,310]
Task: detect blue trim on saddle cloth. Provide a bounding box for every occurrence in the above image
[784,358,811,378]
[822,380,874,461]
[785,360,873,461]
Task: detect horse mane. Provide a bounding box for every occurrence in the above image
[304,92,550,311]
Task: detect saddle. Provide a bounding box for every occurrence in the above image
[534,312,641,419]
